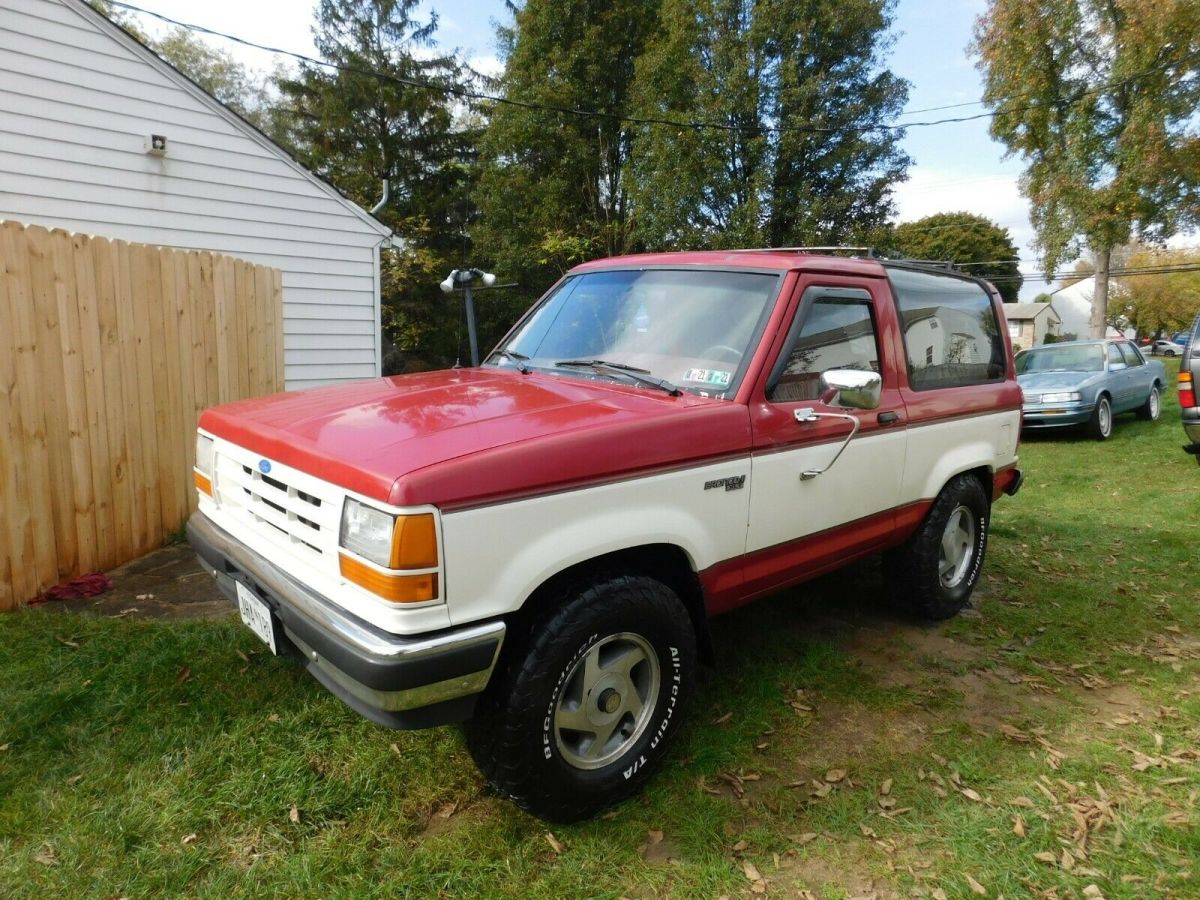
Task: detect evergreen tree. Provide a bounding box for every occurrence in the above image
[278,0,476,367]
[628,0,910,249]
[473,0,662,301]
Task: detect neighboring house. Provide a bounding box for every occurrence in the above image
[1050,276,1132,341]
[1002,302,1061,348]
[0,0,392,389]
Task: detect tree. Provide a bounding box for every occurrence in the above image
[627,0,910,250]
[890,212,1023,302]
[473,0,662,302]
[154,28,285,137]
[973,0,1200,338]
[1116,245,1200,336]
[278,0,477,367]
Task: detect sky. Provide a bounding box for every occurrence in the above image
[121,0,1065,299]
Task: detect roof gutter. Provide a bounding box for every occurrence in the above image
[370,179,390,216]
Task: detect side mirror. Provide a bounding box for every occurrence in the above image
[819,368,882,410]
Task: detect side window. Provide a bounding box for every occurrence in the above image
[1118,343,1143,367]
[1107,344,1126,370]
[769,290,880,404]
[888,267,1005,390]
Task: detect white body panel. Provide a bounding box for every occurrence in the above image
[746,430,907,553]
[440,458,753,627]
[901,410,1021,502]
[0,0,390,389]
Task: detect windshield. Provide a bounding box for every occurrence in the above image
[492,269,780,397]
[1015,344,1105,374]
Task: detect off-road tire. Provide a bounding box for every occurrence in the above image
[1087,395,1113,440]
[464,574,696,822]
[884,473,990,620]
[1137,384,1161,421]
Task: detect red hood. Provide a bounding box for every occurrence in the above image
[200,368,751,509]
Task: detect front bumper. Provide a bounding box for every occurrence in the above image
[187,511,505,729]
[1021,403,1094,429]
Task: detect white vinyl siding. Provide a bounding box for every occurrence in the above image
[0,0,390,389]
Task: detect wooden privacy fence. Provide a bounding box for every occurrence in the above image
[0,220,283,610]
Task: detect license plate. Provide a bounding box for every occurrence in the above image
[236,581,277,655]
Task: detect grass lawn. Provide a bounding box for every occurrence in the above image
[2,372,1197,899]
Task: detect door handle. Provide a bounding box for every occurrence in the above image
[877,411,901,426]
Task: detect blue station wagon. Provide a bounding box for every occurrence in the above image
[1017,339,1166,440]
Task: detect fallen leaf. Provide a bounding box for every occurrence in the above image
[755,741,770,750]
[1083,885,1104,899]
[181,833,197,845]
[965,873,987,895]
[390,743,402,756]
[235,649,250,663]
[742,859,764,884]
[880,778,893,796]
[435,801,457,819]
[1060,848,1075,871]
[55,636,80,649]
[999,723,1031,742]
[545,832,565,854]
[858,824,877,839]
[646,829,663,846]
[732,840,749,852]
[713,712,733,725]
[1034,852,1058,864]
[177,667,192,683]
[66,774,83,786]
[932,890,948,900]
[268,713,280,723]
[1012,815,1026,837]
[0,743,8,752]
[33,846,58,867]
[1010,796,1035,808]
[792,832,818,845]
[825,768,847,783]
[961,788,983,802]
[289,804,300,824]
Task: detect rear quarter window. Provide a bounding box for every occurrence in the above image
[886,267,1006,391]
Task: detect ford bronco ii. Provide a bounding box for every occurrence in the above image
[188,250,1023,820]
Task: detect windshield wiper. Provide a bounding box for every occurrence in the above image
[554,358,681,396]
[490,348,531,374]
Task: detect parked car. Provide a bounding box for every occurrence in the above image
[1148,339,1183,357]
[1016,339,1165,439]
[1180,312,1200,464]
[187,251,1023,821]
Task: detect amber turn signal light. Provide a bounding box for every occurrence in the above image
[194,470,213,496]
[339,553,437,603]
[389,513,438,569]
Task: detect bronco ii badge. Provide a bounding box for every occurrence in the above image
[704,475,745,492]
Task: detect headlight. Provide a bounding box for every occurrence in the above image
[340,499,397,567]
[339,499,440,603]
[1040,392,1082,403]
[194,434,215,496]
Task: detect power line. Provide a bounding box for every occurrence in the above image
[106,0,1200,139]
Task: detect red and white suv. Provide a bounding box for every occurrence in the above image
[188,250,1023,820]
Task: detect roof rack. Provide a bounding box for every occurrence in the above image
[726,246,966,274]
[728,245,885,258]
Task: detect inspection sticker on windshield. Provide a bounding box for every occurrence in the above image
[683,368,732,387]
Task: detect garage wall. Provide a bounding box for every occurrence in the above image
[0,0,390,389]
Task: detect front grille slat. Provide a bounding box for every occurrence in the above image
[214,455,338,562]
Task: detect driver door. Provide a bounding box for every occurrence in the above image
[743,282,909,597]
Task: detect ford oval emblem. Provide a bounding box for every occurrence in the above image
[258,459,272,475]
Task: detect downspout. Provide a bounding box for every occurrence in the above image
[370,179,390,216]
